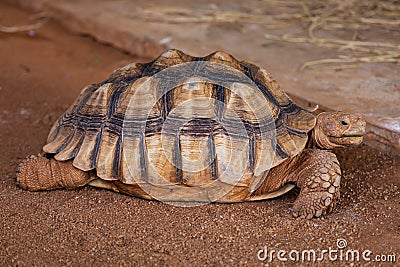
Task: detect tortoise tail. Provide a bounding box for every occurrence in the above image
[16,154,94,191]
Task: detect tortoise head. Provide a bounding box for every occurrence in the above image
[313,111,366,149]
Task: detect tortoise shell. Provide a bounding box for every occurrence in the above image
[43,49,316,202]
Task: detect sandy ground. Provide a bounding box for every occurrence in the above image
[0,2,399,266]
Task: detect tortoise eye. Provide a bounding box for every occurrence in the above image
[340,120,349,126]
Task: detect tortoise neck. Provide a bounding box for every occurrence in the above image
[306,130,318,149]
[310,127,336,150]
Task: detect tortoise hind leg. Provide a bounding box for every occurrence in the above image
[16,155,95,191]
[290,149,341,219]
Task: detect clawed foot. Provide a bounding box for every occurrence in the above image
[292,190,338,219]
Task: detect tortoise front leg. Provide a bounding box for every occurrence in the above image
[16,155,95,191]
[290,149,341,219]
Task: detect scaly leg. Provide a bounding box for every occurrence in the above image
[290,149,341,219]
[248,148,341,219]
[16,154,95,191]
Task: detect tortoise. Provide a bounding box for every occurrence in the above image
[16,49,366,219]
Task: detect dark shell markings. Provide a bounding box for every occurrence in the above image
[41,49,316,205]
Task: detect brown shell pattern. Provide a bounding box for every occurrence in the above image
[43,49,316,195]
